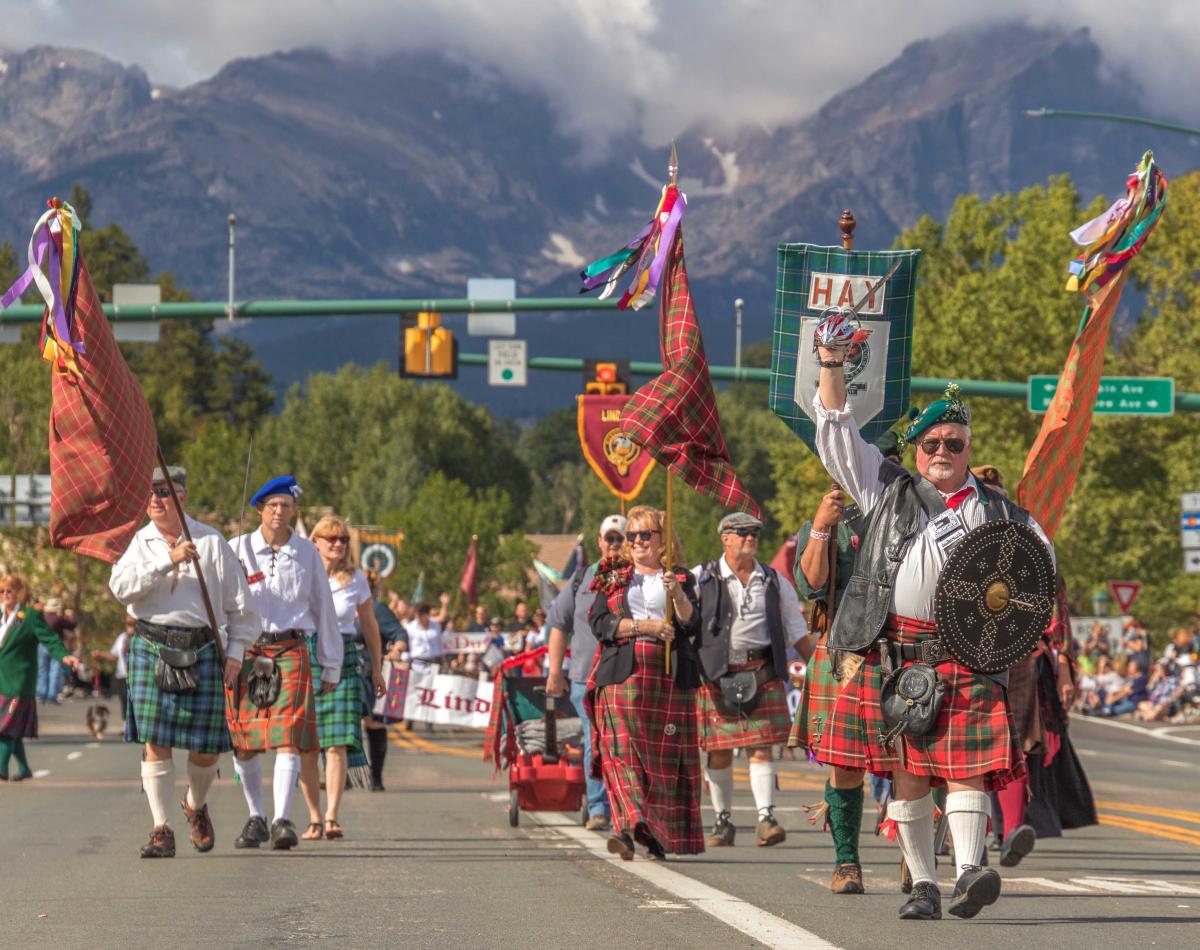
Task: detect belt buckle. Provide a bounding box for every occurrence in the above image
[920,640,943,664]
[728,648,749,666]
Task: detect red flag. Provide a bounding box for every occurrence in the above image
[459,536,478,604]
[619,232,760,517]
[1017,273,1127,538]
[17,207,156,563]
[768,535,799,589]
[577,394,656,500]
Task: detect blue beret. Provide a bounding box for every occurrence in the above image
[249,475,302,508]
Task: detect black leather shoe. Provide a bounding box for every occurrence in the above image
[270,818,299,850]
[898,881,942,920]
[706,810,736,847]
[235,815,270,849]
[948,865,1001,919]
[999,824,1036,867]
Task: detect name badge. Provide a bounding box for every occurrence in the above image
[929,508,967,554]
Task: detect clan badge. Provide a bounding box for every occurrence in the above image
[577,394,656,501]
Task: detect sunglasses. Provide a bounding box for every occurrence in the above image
[1,588,18,594]
[730,528,760,538]
[318,535,351,544]
[917,438,967,456]
[150,486,173,498]
[628,529,661,543]
[602,533,624,544]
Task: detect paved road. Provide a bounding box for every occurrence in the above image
[1,702,1197,948]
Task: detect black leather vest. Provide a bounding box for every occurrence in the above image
[829,462,1031,662]
[697,560,788,682]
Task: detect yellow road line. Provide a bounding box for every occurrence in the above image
[389,727,484,759]
[1098,812,1200,848]
[1096,800,1200,826]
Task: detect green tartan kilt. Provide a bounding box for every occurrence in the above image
[125,635,232,755]
[787,634,840,755]
[307,634,367,758]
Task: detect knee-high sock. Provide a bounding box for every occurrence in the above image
[996,777,1028,839]
[233,754,266,818]
[13,737,30,773]
[0,736,13,776]
[825,780,864,865]
[945,789,991,876]
[141,758,174,827]
[185,760,219,810]
[705,764,733,816]
[749,760,776,818]
[273,751,301,823]
[888,794,937,886]
[367,727,388,783]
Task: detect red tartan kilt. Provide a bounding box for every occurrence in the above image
[815,618,1024,790]
[697,677,791,752]
[0,694,38,739]
[787,634,839,754]
[225,638,319,752]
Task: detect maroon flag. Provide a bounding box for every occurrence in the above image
[619,233,760,518]
[577,394,656,501]
[768,535,799,589]
[459,535,479,604]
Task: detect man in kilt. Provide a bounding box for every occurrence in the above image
[228,476,340,851]
[811,339,1053,922]
[694,511,810,849]
[109,466,260,858]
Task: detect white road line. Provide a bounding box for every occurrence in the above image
[32,769,51,778]
[66,751,83,761]
[1006,877,1097,893]
[1073,877,1200,896]
[524,811,838,950]
[1080,719,1200,748]
[1161,759,1195,768]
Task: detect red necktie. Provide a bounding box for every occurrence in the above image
[945,487,974,510]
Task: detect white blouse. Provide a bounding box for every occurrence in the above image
[330,570,372,635]
[627,571,667,621]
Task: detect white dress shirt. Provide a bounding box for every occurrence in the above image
[229,527,342,683]
[405,618,444,664]
[714,556,809,651]
[0,608,19,650]
[812,393,1054,621]
[109,515,260,662]
[628,571,667,620]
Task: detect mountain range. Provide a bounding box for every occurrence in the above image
[0,24,1194,415]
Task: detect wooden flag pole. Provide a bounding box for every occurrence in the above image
[663,470,674,677]
[155,444,226,667]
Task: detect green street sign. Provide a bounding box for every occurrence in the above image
[1027,376,1175,415]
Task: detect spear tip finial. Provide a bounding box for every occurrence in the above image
[668,140,679,187]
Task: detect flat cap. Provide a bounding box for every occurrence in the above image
[718,511,763,535]
[151,465,187,488]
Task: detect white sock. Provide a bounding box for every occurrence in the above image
[888,793,937,886]
[945,789,992,877]
[141,758,174,828]
[233,754,266,818]
[273,751,301,823]
[185,760,218,810]
[705,764,734,816]
[749,761,776,818]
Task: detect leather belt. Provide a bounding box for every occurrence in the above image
[135,620,213,650]
[894,638,951,664]
[257,629,306,644]
[728,645,771,666]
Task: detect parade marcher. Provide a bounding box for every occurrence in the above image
[586,505,703,860]
[811,346,1053,922]
[298,516,386,839]
[108,467,259,857]
[37,597,74,704]
[694,511,811,849]
[360,569,406,791]
[228,476,340,851]
[545,513,627,832]
[93,617,134,721]
[790,430,902,894]
[1,575,80,780]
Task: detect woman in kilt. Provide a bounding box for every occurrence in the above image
[586,505,703,860]
[1,574,79,780]
[299,516,385,840]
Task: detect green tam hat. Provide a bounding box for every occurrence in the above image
[904,383,971,445]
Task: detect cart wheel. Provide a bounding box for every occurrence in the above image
[508,788,520,827]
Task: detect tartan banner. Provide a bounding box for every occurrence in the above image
[1016,273,1128,538]
[770,245,921,453]
[620,231,760,517]
[577,394,656,500]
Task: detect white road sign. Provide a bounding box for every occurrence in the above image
[1186,550,1200,574]
[1183,492,1200,511]
[467,278,517,336]
[488,339,527,386]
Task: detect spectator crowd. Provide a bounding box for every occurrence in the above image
[1077,619,1200,722]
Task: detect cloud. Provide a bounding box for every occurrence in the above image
[3,1,1198,149]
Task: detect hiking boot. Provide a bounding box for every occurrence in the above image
[180,798,215,853]
[606,833,635,861]
[235,815,270,849]
[898,880,941,920]
[270,818,299,850]
[584,814,612,832]
[831,862,865,894]
[999,824,1036,868]
[140,825,176,859]
[755,809,786,847]
[706,810,736,847]
[947,865,1001,919]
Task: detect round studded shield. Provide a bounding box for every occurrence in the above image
[934,521,1055,673]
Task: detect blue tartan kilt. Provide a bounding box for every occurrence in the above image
[306,634,367,756]
[125,635,232,755]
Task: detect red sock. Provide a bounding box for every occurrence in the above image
[997,777,1028,836]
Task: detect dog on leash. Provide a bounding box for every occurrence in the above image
[86,704,110,739]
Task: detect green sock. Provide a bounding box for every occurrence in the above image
[13,738,30,775]
[0,737,13,777]
[825,780,865,865]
